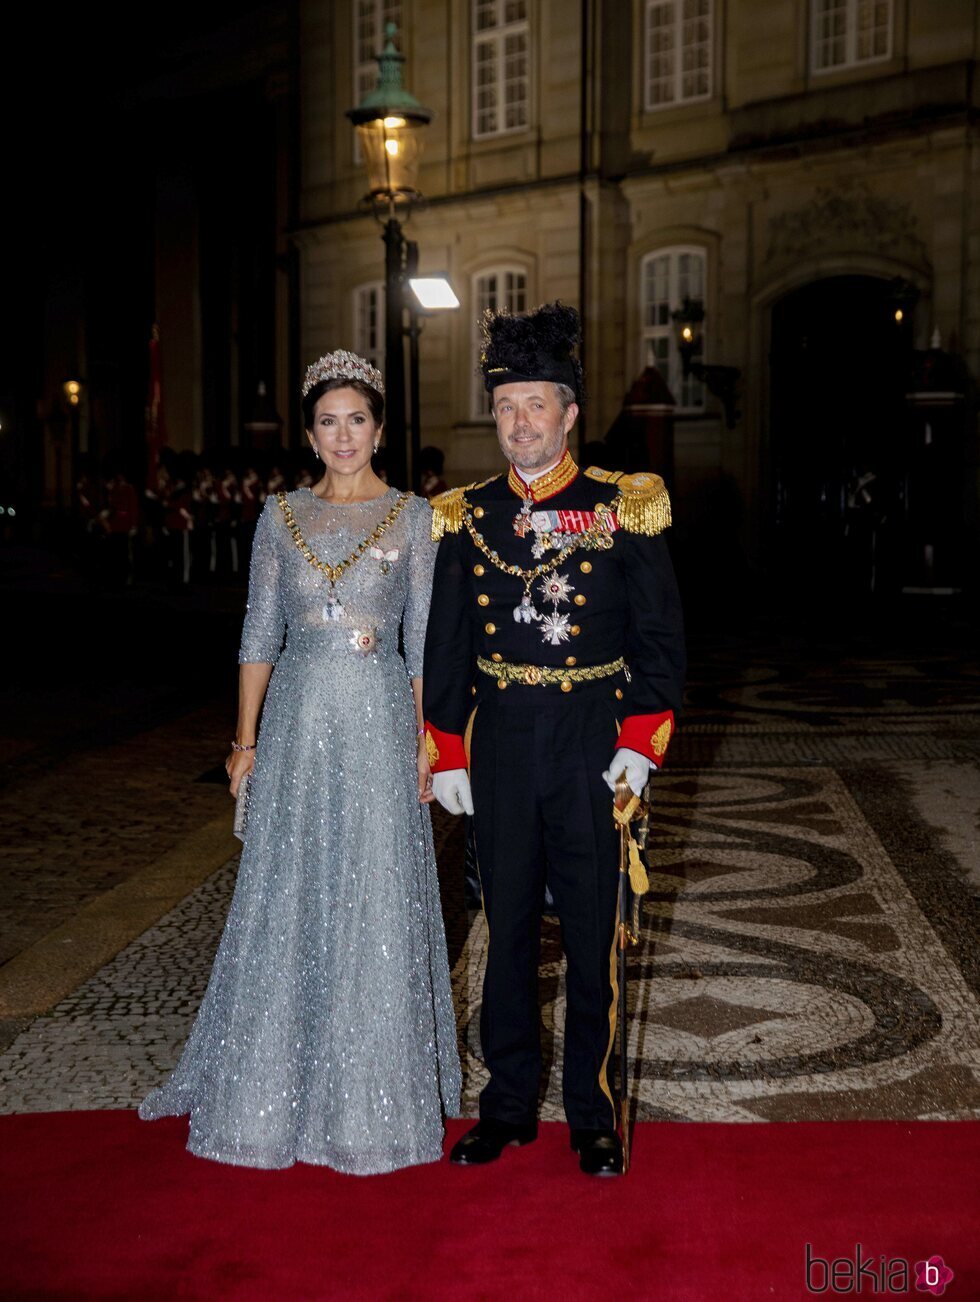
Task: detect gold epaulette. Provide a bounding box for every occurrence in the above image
[584,466,624,486]
[585,466,672,536]
[430,487,466,540]
[430,475,502,540]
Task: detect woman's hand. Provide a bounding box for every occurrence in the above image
[417,745,435,804]
[226,748,255,798]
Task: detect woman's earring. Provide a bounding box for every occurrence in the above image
[373,442,380,454]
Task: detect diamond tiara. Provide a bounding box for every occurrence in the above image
[301,350,385,399]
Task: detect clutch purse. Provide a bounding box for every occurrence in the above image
[233,772,252,842]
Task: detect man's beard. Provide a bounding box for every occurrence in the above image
[503,422,566,472]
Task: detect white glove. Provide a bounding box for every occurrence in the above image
[602,747,652,797]
[432,768,475,816]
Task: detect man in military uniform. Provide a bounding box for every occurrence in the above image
[422,303,685,1176]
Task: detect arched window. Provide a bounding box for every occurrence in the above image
[471,267,528,417]
[640,247,706,411]
[352,281,384,371]
[473,0,530,139]
[644,0,713,111]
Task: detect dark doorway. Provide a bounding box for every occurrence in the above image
[768,275,915,597]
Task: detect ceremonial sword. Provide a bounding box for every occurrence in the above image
[613,774,650,1175]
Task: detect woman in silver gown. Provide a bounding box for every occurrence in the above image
[139,350,461,1173]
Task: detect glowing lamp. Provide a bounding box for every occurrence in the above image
[347,24,433,204]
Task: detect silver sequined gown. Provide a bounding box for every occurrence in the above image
[139,488,461,1173]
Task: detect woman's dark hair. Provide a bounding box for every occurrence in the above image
[302,377,384,432]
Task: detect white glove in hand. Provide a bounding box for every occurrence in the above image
[432,768,475,816]
[602,747,652,797]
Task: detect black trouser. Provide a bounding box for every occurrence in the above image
[469,678,622,1130]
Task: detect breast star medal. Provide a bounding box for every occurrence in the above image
[537,571,574,645]
[539,612,571,645]
[540,573,574,604]
[512,571,576,642]
[350,627,378,655]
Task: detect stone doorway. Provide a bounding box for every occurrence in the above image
[767,275,915,597]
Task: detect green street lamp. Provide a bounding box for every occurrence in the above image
[347,25,433,209]
[347,25,434,489]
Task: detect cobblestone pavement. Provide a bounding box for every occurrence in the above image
[1,578,978,1123]
[0,568,239,1053]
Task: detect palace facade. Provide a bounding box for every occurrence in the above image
[21,2,977,588]
[298,0,979,579]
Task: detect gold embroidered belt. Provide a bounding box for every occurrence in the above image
[476,656,625,687]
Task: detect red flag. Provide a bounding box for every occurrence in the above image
[145,323,166,491]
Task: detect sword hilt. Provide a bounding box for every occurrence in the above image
[614,774,647,823]
[614,773,633,815]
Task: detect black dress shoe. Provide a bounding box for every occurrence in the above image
[569,1128,624,1176]
[449,1119,538,1165]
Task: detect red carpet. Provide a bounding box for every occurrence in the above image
[1,1113,977,1300]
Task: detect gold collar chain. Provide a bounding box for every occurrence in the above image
[463,497,618,593]
[277,490,412,585]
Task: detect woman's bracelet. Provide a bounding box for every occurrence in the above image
[231,740,257,752]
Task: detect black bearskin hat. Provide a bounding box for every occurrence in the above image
[480,301,584,402]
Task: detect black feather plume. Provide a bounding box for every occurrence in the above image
[480,300,584,401]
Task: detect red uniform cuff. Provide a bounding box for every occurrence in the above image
[424,722,468,774]
[616,711,675,765]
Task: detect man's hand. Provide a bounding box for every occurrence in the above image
[602,748,652,797]
[432,768,475,816]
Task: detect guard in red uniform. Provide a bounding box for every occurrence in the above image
[423,303,685,1175]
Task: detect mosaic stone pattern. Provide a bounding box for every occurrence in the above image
[457,766,980,1122]
[3,764,978,1123]
[1,626,977,1124]
[0,817,469,1115]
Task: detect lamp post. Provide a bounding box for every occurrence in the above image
[404,249,459,489]
[347,24,433,490]
[670,298,741,429]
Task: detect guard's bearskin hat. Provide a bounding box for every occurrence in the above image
[480,301,584,403]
